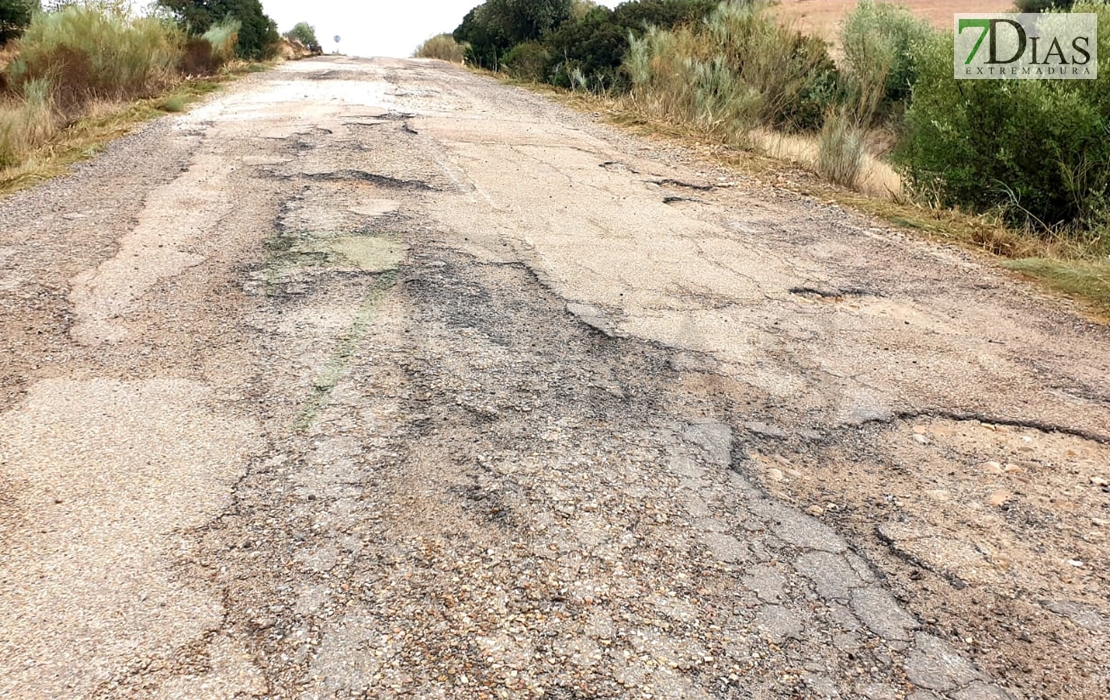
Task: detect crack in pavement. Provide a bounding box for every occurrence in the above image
[861,410,1110,446]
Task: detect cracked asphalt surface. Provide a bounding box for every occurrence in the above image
[1,58,1107,699]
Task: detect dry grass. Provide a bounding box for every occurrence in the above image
[815,113,864,189]
[414,34,467,63]
[747,128,900,198]
[0,80,56,167]
[10,6,185,110]
[0,7,246,175]
[0,4,262,194]
[0,71,239,197]
[1003,258,1110,310]
[624,4,839,140]
[0,44,16,94]
[0,44,16,68]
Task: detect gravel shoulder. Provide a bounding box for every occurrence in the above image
[0,57,1106,699]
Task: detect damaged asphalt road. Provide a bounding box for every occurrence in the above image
[0,57,1107,699]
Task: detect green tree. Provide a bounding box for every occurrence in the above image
[0,0,38,45]
[156,0,279,60]
[285,21,320,53]
[453,6,512,69]
[481,0,573,44]
[1014,0,1076,10]
[611,0,717,31]
[454,0,573,67]
[546,0,716,91]
[454,0,719,81]
[546,5,625,88]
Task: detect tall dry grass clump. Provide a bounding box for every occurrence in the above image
[624,1,839,146]
[7,5,183,109]
[0,79,55,167]
[415,33,467,63]
[816,111,863,188]
[625,25,759,146]
[0,4,239,174]
[202,19,240,63]
[181,19,240,75]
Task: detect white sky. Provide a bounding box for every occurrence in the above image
[258,0,622,59]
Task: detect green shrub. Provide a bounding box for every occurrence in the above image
[625,2,840,138]
[454,0,572,69]
[611,0,718,32]
[179,37,214,75]
[202,18,239,63]
[156,93,187,112]
[502,41,550,81]
[455,0,719,83]
[626,25,760,145]
[284,21,320,53]
[414,33,466,63]
[545,0,717,92]
[1015,0,1076,10]
[6,5,182,110]
[545,5,626,90]
[478,0,573,45]
[817,111,864,188]
[571,0,597,21]
[179,19,238,75]
[896,3,1110,232]
[453,6,512,69]
[156,0,279,60]
[0,0,38,45]
[705,2,840,132]
[840,0,933,124]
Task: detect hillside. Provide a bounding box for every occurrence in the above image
[776,0,1017,39]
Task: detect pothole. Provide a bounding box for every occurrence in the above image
[650,178,716,191]
[302,171,438,191]
[599,160,641,174]
[342,113,418,129]
[788,286,880,301]
[263,230,406,289]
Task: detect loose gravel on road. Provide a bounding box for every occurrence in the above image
[1,58,1107,699]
